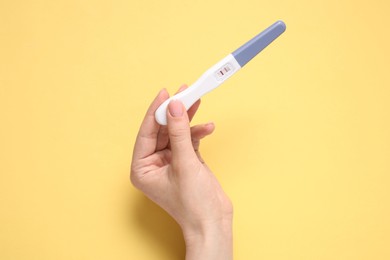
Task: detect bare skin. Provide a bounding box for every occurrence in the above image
[131,86,233,260]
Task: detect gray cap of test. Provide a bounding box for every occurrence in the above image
[232,20,286,67]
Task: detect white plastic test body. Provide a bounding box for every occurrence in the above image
[155,20,286,125]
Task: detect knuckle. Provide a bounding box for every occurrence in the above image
[170,128,190,142]
[170,127,188,139]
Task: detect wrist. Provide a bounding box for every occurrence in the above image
[183,215,233,260]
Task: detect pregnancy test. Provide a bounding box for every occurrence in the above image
[155,20,286,125]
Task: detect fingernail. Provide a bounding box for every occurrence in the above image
[168,100,183,117]
[160,88,169,96]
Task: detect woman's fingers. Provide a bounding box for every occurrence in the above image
[188,99,201,122]
[132,89,169,160]
[156,84,201,151]
[190,122,215,151]
[156,85,187,151]
[166,100,199,167]
[174,84,201,122]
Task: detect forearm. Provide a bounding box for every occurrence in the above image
[183,217,233,260]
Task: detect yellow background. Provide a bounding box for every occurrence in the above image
[1,0,389,259]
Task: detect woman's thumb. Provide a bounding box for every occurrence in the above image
[167,100,196,164]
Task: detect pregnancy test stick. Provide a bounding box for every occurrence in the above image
[155,20,286,125]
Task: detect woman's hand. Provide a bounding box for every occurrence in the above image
[130,86,233,260]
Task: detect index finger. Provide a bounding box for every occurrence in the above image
[132,89,170,160]
[174,84,201,122]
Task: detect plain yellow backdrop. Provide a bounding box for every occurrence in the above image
[1,0,389,259]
